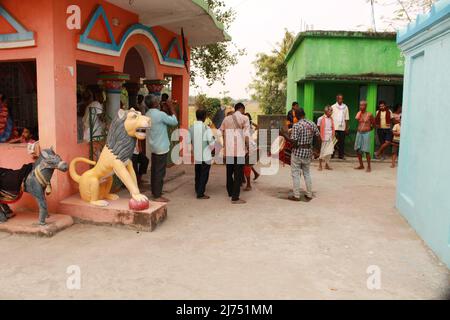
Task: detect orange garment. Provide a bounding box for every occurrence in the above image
[244,166,252,178]
[287,113,299,128]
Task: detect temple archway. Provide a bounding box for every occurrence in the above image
[123,45,158,109]
[123,45,157,82]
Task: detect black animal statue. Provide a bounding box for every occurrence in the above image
[0,148,68,225]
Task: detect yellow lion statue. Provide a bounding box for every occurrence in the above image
[70,109,151,208]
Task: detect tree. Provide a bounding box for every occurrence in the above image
[195,94,222,118]
[221,96,234,107]
[249,30,295,115]
[369,0,437,30]
[190,0,245,86]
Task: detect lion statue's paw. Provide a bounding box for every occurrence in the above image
[91,200,110,207]
[132,194,148,202]
[105,194,120,201]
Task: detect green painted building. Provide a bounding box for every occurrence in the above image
[285,31,404,154]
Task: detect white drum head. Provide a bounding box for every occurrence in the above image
[271,136,286,155]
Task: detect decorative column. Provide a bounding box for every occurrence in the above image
[124,82,141,109]
[144,79,168,100]
[98,72,130,122]
[303,82,315,121]
[366,83,378,157]
[171,75,189,129]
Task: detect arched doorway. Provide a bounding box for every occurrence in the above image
[123,45,157,108]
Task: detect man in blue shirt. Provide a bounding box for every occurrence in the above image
[188,108,215,200]
[145,95,178,202]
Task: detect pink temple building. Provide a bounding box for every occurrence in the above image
[0,0,227,212]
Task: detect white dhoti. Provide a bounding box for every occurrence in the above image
[320,139,335,164]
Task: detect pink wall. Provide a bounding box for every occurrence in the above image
[0,0,190,211]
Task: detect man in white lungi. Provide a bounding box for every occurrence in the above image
[317,106,335,171]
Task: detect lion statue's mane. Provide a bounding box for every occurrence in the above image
[106,112,137,163]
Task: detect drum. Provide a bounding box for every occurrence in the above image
[270,136,292,166]
[210,128,223,162]
[252,130,258,142]
[270,136,285,155]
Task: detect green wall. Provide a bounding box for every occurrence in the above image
[300,37,404,79]
[286,33,404,112]
[286,43,307,112]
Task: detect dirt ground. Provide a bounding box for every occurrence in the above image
[0,161,449,299]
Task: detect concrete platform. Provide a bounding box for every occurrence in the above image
[0,211,74,237]
[58,195,167,232]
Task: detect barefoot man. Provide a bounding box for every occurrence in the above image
[354,101,375,172]
[317,105,335,171]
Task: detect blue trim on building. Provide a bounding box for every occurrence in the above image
[0,4,34,42]
[79,5,117,51]
[164,37,183,62]
[78,5,184,66]
[397,0,450,44]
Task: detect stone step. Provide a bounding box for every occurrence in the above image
[0,211,74,237]
[58,195,167,232]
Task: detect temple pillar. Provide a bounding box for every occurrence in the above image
[144,79,167,100]
[171,75,189,130]
[366,83,378,156]
[124,82,141,109]
[304,82,315,121]
[98,72,130,122]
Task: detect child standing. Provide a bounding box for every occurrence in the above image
[243,113,259,191]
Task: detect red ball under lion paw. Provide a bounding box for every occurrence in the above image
[129,198,150,211]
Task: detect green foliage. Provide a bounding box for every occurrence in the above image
[221,96,234,107]
[190,0,245,86]
[194,94,222,118]
[249,30,295,115]
[370,0,437,29]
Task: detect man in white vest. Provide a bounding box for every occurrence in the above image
[331,94,350,160]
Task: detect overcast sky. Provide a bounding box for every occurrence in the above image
[190,0,405,100]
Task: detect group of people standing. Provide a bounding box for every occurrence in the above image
[284,94,402,201]
[172,94,403,206]
[188,103,258,205]
[353,99,402,171]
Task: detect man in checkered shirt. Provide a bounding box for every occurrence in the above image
[288,108,320,202]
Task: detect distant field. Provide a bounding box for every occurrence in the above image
[188,102,263,127]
